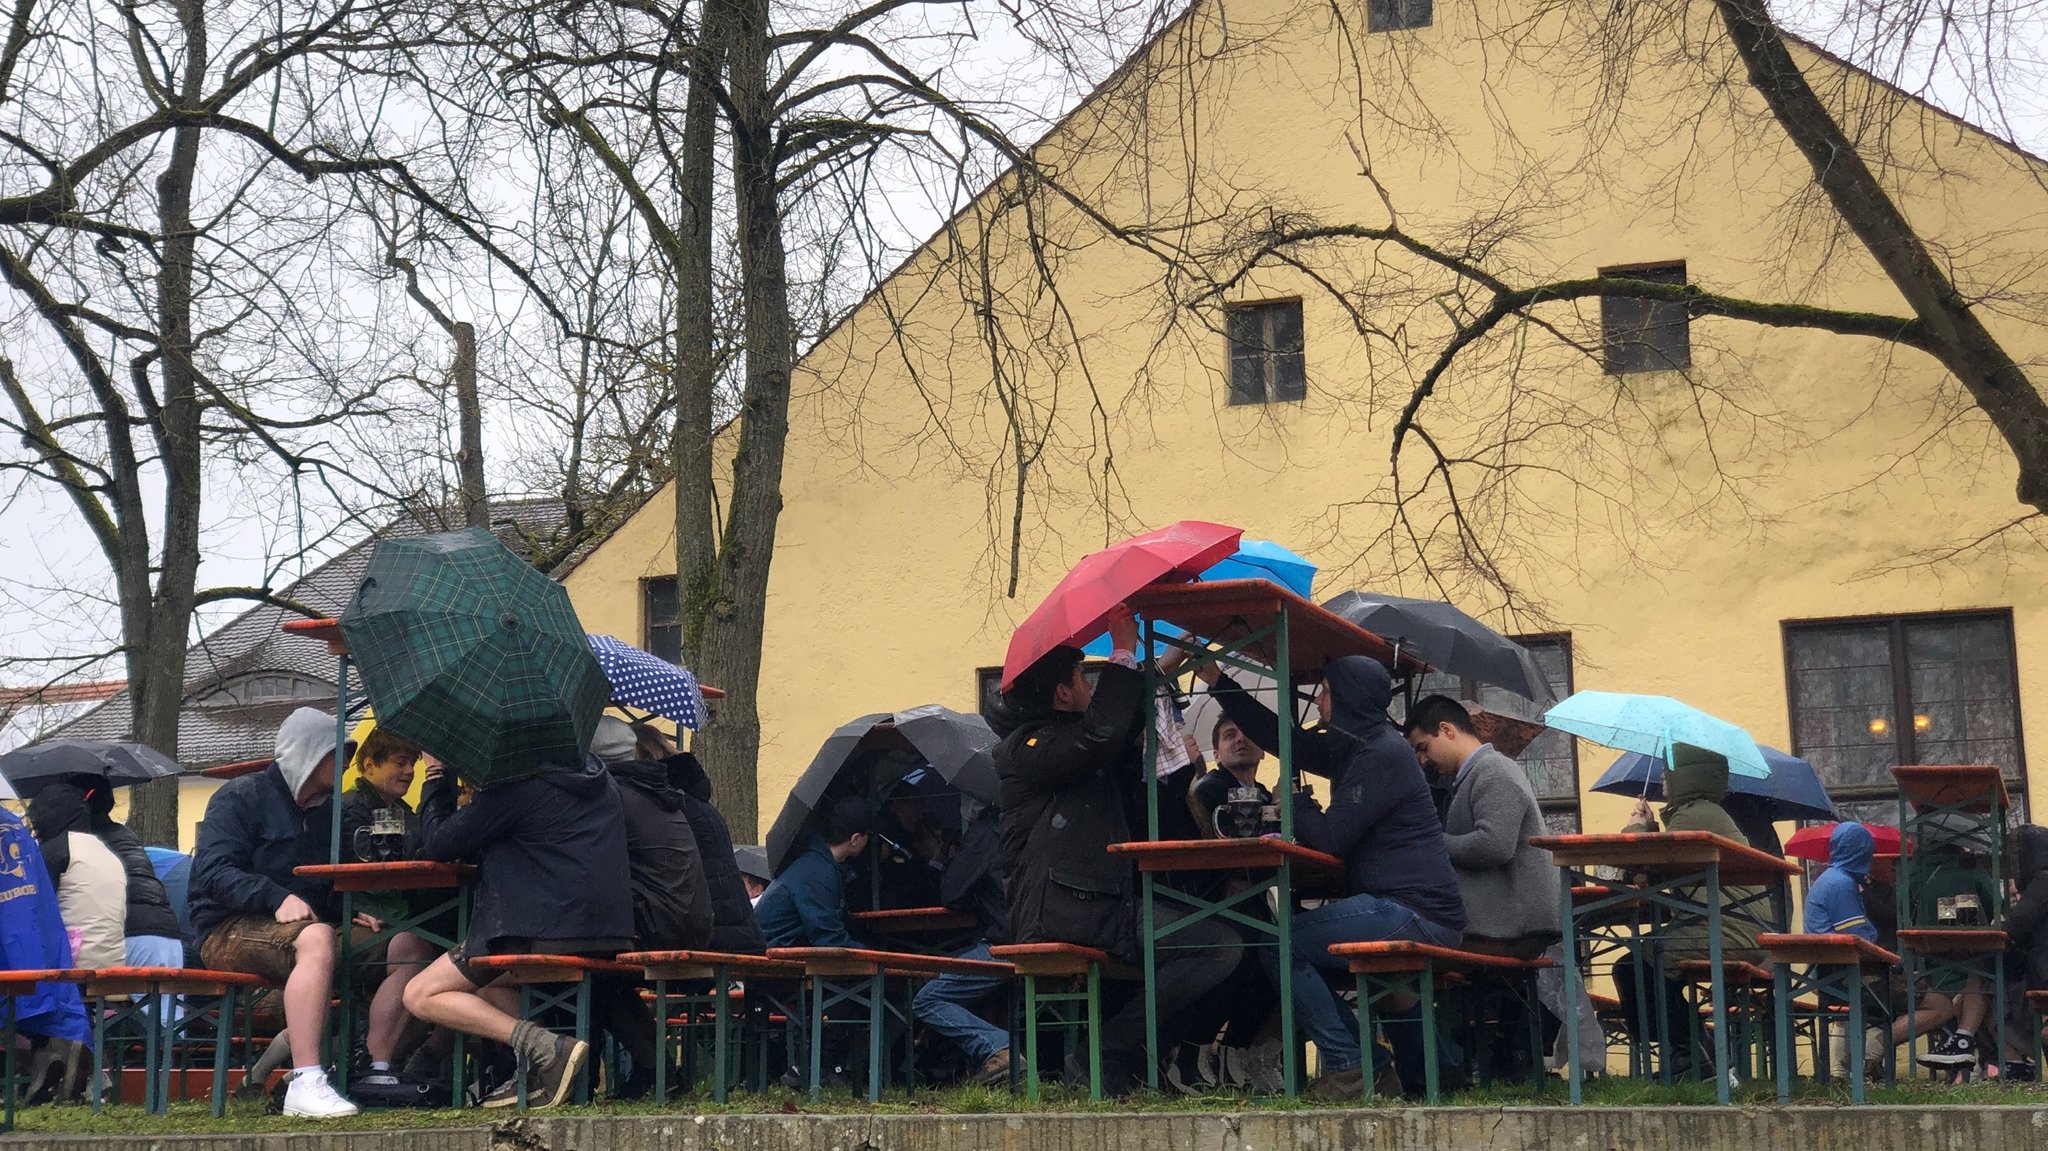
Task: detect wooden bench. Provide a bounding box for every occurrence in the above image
[1328,941,1553,1103]
[67,966,271,1118]
[766,947,1015,1102]
[462,954,642,1108]
[1756,933,1901,1103]
[618,950,804,1102]
[988,943,1141,1101]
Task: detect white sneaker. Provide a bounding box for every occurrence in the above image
[283,1069,360,1119]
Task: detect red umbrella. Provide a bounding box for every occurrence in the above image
[1000,520,1243,690]
[1785,821,1904,863]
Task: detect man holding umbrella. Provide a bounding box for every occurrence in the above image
[189,707,365,1119]
[987,606,1242,1093]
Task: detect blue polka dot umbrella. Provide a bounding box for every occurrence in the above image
[588,634,708,729]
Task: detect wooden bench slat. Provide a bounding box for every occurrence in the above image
[989,943,1141,980]
[1758,932,1901,968]
[1327,940,1554,975]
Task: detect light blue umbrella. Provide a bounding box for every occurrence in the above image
[1543,690,1771,779]
[1084,539,1315,657]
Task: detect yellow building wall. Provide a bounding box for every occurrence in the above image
[563,0,2048,846]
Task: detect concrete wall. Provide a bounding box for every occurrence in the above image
[29,1108,2048,1151]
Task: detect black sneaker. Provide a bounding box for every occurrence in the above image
[1916,1030,1977,1067]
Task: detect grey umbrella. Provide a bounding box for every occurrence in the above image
[764,705,997,875]
[1321,591,1555,704]
[0,740,182,790]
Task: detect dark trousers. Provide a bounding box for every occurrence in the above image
[1098,903,1243,1071]
[1613,954,1697,1065]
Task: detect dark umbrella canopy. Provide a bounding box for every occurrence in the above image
[0,740,181,790]
[1322,591,1554,703]
[339,527,608,787]
[765,705,997,874]
[1591,746,1838,822]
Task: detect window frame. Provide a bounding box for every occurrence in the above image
[1598,260,1692,375]
[1780,607,2027,810]
[642,576,683,665]
[1367,0,1433,32]
[1224,298,1307,406]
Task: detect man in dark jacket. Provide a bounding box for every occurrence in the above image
[1203,655,1465,1099]
[990,606,1241,1093]
[189,706,363,1118]
[27,776,186,966]
[912,804,1014,1084]
[644,729,768,954]
[755,795,870,948]
[400,752,634,1110]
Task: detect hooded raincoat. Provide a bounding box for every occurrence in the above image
[1624,744,1761,961]
[1801,822,1877,941]
[0,807,90,1042]
[189,708,350,947]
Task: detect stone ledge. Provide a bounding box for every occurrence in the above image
[25,1106,2048,1151]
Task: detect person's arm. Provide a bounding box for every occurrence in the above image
[1443,769,1529,870]
[417,775,526,863]
[1623,797,1658,833]
[791,858,861,948]
[1293,761,1409,860]
[190,788,294,917]
[1005,663,1147,792]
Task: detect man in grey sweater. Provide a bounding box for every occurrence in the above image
[1406,695,1601,1073]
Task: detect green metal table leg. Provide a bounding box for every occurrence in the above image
[1140,871,1158,1091]
[1022,975,1041,1102]
[866,974,883,1103]
[1706,866,1730,1104]
[714,970,733,1104]
[1421,963,1440,1105]
[1847,965,1867,1104]
[1087,962,1103,1101]
[212,986,234,1118]
[3,996,15,1132]
[653,980,670,1104]
[1772,966,1792,1102]
[1355,971,1375,1103]
[1559,868,1584,1103]
[808,977,825,1104]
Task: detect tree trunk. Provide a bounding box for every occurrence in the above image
[453,320,488,528]
[126,0,211,847]
[675,1,728,668]
[686,0,796,843]
[1711,0,2048,512]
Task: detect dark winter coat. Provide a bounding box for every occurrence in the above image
[939,807,1009,943]
[662,752,768,954]
[608,757,715,949]
[1211,658,1466,933]
[27,780,183,942]
[189,766,339,947]
[2005,825,2048,989]
[419,758,634,953]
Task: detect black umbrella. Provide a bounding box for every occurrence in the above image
[764,705,997,874]
[0,740,181,790]
[1321,591,1555,704]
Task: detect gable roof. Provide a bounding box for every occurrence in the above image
[49,498,579,768]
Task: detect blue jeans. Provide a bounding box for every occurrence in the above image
[1263,893,1461,1073]
[912,942,1009,1063]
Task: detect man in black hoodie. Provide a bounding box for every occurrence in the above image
[633,724,768,954]
[988,606,1241,1092]
[400,751,634,1109]
[1203,654,1467,1099]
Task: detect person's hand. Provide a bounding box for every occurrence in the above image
[1106,604,1139,653]
[275,894,317,924]
[1629,797,1654,826]
[423,757,446,782]
[353,912,384,932]
[1192,659,1221,687]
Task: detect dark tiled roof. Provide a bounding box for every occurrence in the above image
[51,499,575,769]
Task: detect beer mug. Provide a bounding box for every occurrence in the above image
[369,808,406,862]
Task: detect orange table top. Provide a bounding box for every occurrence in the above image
[617,950,803,978]
[294,861,475,891]
[1892,765,2009,814]
[1757,932,1901,967]
[1895,927,2010,954]
[201,758,271,780]
[1125,581,1428,678]
[281,616,348,654]
[848,907,980,933]
[1106,837,1345,881]
[1531,831,1799,886]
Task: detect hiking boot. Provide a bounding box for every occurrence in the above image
[972,1048,1013,1087]
[528,1035,590,1109]
[282,1069,360,1119]
[480,1072,526,1109]
[1307,1064,1364,1101]
[1917,1029,1977,1067]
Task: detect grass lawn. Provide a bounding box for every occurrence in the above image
[8,1076,2044,1136]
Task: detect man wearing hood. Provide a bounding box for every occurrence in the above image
[190,706,363,1118]
[23,779,129,971]
[1201,654,1465,1099]
[399,735,635,1110]
[1617,745,1766,1079]
[634,724,768,954]
[988,606,1241,1093]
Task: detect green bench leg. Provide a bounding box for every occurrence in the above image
[1087,962,1103,1102]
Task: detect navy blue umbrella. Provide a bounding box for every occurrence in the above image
[1591,745,1837,821]
[589,634,708,729]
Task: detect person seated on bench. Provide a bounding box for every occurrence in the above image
[1202,654,1464,1100]
[638,725,769,954]
[189,708,364,1119]
[1803,820,1945,1078]
[1909,838,1998,1072]
[912,801,1014,1086]
[0,802,91,1104]
[1405,695,1585,1080]
[339,729,449,1094]
[401,747,634,1109]
[988,607,1241,1096]
[1618,745,1764,1081]
[592,717,713,1097]
[756,795,870,949]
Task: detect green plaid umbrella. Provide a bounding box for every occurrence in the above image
[338,527,607,786]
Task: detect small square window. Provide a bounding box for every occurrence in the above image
[1368,0,1432,31]
[643,576,682,665]
[1600,261,1691,374]
[1226,300,1306,405]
